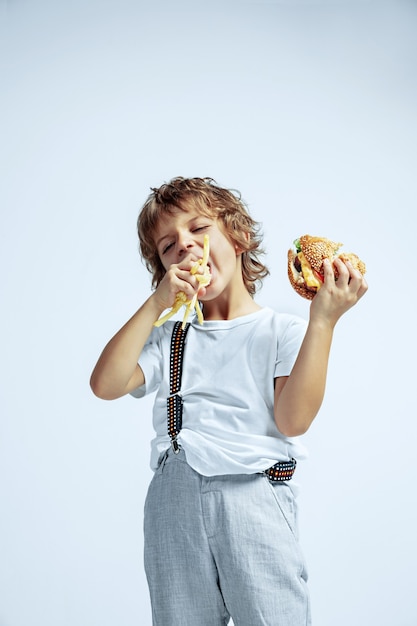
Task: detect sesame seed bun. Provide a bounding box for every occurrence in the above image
[287,235,366,300]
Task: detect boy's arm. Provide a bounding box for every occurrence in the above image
[90,253,207,400]
[274,257,368,437]
[89,294,164,400]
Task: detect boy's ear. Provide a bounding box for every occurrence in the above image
[235,232,250,255]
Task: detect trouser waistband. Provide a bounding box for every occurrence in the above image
[169,441,296,482]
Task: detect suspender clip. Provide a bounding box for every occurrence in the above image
[171,437,180,454]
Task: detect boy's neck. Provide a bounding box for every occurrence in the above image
[202,292,261,321]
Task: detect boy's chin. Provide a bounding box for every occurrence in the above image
[198,288,217,303]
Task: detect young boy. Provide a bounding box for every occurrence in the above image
[90,177,367,626]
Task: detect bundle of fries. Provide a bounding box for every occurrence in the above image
[154,235,211,330]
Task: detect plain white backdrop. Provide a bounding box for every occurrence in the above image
[1,1,416,625]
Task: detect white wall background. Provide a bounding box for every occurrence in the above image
[1,1,416,625]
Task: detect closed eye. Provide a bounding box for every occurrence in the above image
[162,241,174,254]
[192,225,209,233]
[161,224,210,255]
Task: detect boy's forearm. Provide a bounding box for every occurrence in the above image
[90,294,164,400]
[274,318,334,436]
[275,257,368,436]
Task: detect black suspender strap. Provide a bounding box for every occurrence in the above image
[264,458,297,482]
[167,321,191,454]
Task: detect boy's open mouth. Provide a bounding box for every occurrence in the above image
[206,262,213,282]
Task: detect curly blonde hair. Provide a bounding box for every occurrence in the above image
[137,177,269,296]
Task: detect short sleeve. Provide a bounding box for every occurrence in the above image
[129,326,165,398]
[274,315,307,378]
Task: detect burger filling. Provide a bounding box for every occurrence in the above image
[293,240,323,293]
[296,252,322,292]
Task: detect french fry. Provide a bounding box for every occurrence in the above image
[154,235,211,329]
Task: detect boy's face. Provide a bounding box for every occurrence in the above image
[154,207,244,302]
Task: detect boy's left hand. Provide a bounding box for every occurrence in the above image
[310,257,368,328]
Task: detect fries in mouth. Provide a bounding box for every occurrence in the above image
[154,235,211,329]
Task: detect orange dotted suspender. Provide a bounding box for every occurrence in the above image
[167,321,190,454]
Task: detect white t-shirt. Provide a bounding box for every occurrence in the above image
[131,306,308,476]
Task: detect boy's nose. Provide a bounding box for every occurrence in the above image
[177,233,195,256]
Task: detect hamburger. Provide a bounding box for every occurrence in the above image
[288,234,366,300]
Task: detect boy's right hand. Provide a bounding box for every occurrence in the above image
[151,253,207,314]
